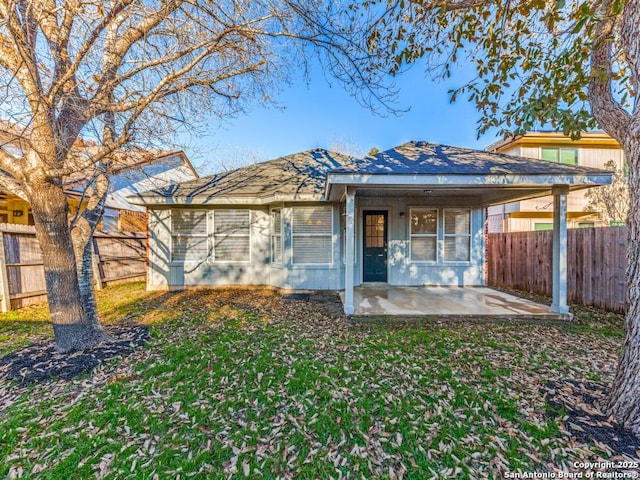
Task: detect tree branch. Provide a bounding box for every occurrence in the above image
[588,0,631,143]
[619,0,640,129]
[0,147,27,199]
[47,0,135,105]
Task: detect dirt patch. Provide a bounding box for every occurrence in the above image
[0,324,149,386]
[545,380,640,459]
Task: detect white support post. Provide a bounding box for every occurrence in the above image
[551,185,570,315]
[344,187,355,315]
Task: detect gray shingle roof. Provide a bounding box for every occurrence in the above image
[135,149,353,203]
[134,141,612,205]
[331,141,610,175]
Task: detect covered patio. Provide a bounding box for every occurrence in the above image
[325,142,613,317]
[340,284,567,320]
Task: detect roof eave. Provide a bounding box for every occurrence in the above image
[325,172,613,201]
[128,192,325,207]
[487,132,620,152]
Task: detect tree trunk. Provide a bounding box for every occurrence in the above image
[72,221,101,326]
[608,138,640,434]
[30,180,109,353]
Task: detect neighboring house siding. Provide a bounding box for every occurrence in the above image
[487,135,623,232]
[487,213,504,233]
[119,210,146,232]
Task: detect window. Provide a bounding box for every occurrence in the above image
[410,209,437,262]
[444,209,471,262]
[534,222,554,231]
[271,209,282,264]
[171,210,208,262]
[213,210,250,262]
[541,147,578,165]
[292,207,332,264]
[101,214,118,232]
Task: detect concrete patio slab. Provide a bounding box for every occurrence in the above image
[340,285,570,320]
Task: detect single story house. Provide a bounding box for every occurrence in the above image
[131,141,612,316]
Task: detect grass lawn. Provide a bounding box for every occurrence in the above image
[0,283,633,479]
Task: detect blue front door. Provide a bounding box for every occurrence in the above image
[363,211,388,282]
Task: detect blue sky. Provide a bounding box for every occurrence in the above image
[181,60,500,174]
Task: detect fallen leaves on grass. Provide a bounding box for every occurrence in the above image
[0,286,636,479]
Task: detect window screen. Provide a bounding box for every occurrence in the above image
[541,147,578,165]
[534,223,554,231]
[213,210,250,262]
[171,210,208,262]
[410,209,437,262]
[271,209,282,264]
[444,209,471,262]
[292,207,332,264]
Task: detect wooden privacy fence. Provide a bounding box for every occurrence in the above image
[487,227,628,313]
[0,223,146,312]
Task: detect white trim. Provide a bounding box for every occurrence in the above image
[132,193,323,206]
[270,208,282,265]
[291,206,334,266]
[443,208,472,264]
[327,172,609,187]
[408,207,438,263]
[211,209,251,264]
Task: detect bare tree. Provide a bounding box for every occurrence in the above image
[329,135,364,157]
[211,146,265,173]
[585,160,630,226]
[0,0,391,352]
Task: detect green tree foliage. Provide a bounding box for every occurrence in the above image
[360,0,640,434]
[363,0,633,138]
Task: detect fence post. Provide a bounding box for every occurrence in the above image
[92,237,104,290]
[0,231,12,312]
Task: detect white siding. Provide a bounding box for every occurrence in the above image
[356,197,485,287]
[148,198,488,291]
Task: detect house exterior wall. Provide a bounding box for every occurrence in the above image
[147,197,486,291]
[147,204,345,291]
[354,197,485,287]
[487,134,624,232]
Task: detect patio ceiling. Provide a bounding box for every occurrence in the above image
[330,182,595,206]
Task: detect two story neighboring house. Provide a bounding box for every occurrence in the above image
[486,132,624,233]
[0,121,198,232]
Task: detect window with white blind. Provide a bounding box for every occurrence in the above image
[171,210,208,262]
[271,209,282,264]
[444,209,471,262]
[213,210,251,262]
[410,209,438,262]
[292,207,332,264]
